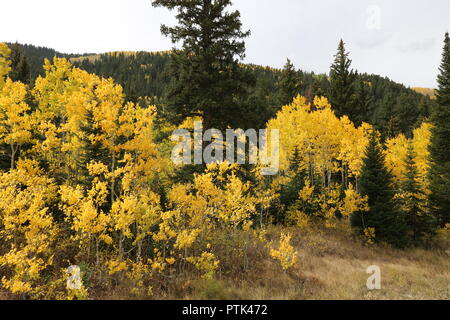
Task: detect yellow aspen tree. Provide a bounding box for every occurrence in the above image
[91,102,161,262]
[385,133,408,184]
[411,122,432,192]
[110,154,162,261]
[0,79,33,169]
[185,252,219,280]
[267,95,370,187]
[120,103,160,178]
[0,159,59,297]
[59,161,112,265]
[251,164,279,227]
[338,118,372,184]
[155,163,257,272]
[269,232,297,270]
[307,97,342,189]
[32,58,98,180]
[340,183,369,217]
[90,77,126,202]
[32,57,161,191]
[385,122,432,192]
[266,95,311,173]
[86,80,160,204]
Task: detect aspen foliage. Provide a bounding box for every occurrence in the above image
[0,159,59,297]
[341,184,369,217]
[186,252,219,280]
[266,95,371,182]
[265,95,372,228]
[0,78,33,169]
[363,227,376,246]
[155,162,257,275]
[269,232,298,270]
[59,163,113,261]
[385,122,432,192]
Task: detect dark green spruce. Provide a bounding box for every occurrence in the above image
[351,134,408,247]
[276,58,303,107]
[428,32,450,227]
[152,0,254,130]
[401,142,437,246]
[9,42,31,84]
[329,39,357,121]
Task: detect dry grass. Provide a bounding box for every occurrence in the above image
[175,222,449,300]
[0,222,448,300]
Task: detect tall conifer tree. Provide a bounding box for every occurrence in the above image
[351,134,408,247]
[276,58,302,107]
[401,142,437,246]
[9,43,30,84]
[152,0,253,130]
[428,32,450,227]
[329,39,357,121]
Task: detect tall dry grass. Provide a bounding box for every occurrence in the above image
[172,222,449,300]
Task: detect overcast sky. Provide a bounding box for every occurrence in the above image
[1,0,449,88]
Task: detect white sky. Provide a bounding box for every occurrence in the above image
[1,0,449,88]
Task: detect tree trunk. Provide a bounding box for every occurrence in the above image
[10,144,16,170]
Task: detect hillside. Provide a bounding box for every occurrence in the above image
[7,43,437,137]
[6,43,93,82]
[413,87,436,99]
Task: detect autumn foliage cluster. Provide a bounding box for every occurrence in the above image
[0,43,443,299]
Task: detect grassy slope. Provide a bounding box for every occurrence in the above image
[159,223,449,300]
[0,222,447,300]
[87,223,449,300]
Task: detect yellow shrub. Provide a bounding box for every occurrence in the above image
[187,252,220,280]
[269,233,298,270]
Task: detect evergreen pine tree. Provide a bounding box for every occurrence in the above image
[78,109,110,188]
[428,32,450,227]
[353,79,372,126]
[401,142,437,246]
[278,146,307,223]
[329,39,357,121]
[152,0,254,131]
[305,75,326,105]
[351,133,408,247]
[377,92,401,140]
[9,43,30,84]
[276,58,302,107]
[394,93,420,136]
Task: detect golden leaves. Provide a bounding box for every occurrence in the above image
[385,122,432,192]
[0,160,58,296]
[340,184,369,217]
[0,78,33,166]
[269,232,298,270]
[186,252,219,280]
[266,95,370,177]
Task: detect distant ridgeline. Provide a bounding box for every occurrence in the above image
[9,42,435,138]
[6,43,94,82]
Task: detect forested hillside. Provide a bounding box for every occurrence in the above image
[6,43,93,83]
[8,43,435,138]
